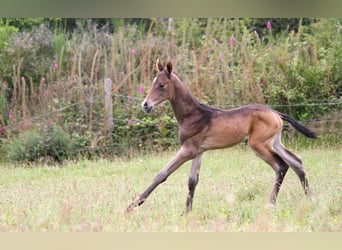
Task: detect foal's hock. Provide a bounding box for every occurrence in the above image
[126,59,317,213]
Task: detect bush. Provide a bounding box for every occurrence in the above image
[5,124,71,164]
[0,25,17,48]
[0,24,55,88]
[0,18,341,163]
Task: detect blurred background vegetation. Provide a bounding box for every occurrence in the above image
[0,18,341,164]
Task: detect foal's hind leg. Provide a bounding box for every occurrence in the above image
[269,153,290,204]
[249,138,289,205]
[273,134,313,199]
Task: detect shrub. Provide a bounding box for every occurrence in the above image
[0,18,341,163]
[43,124,71,162]
[5,124,71,164]
[0,24,18,48]
[0,24,55,88]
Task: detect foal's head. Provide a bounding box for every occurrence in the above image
[142,59,175,113]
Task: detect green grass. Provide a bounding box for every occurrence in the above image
[0,146,341,231]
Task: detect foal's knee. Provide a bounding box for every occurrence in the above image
[188,174,199,191]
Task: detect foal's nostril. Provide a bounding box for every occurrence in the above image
[142,100,148,110]
[141,100,152,113]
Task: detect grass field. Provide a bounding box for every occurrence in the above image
[0,146,341,232]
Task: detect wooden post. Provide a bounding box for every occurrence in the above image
[104,78,114,132]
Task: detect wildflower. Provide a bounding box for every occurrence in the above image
[214,39,218,46]
[0,125,2,136]
[229,34,235,47]
[131,49,136,56]
[54,63,58,69]
[40,77,46,83]
[127,119,134,125]
[139,85,145,93]
[9,109,14,119]
[21,76,25,82]
[267,20,272,29]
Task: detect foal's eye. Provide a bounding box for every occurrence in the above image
[159,82,165,89]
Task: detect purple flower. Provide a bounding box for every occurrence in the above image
[229,34,235,47]
[0,125,2,136]
[41,77,46,83]
[139,85,145,93]
[54,63,58,70]
[131,49,136,56]
[21,76,25,82]
[214,39,218,46]
[9,109,14,119]
[267,20,272,29]
[127,119,134,125]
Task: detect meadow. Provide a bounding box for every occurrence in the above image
[0,145,341,232]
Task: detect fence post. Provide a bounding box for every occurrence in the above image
[104,78,114,132]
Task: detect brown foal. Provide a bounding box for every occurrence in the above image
[126,59,317,213]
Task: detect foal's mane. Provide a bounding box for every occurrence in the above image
[170,69,223,113]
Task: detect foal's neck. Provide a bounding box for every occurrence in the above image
[169,75,203,124]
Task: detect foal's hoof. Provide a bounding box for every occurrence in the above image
[125,199,145,213]
[181,209,191,216]
[126,203,136,213]
[265,203,275,210]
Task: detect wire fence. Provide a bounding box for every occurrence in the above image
[2,92,341,131]
[1,90,340,163]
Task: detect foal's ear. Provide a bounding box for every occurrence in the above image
[166,61,173,75]
[156,58,164,72]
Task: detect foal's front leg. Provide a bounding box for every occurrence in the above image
[126,146,197,212]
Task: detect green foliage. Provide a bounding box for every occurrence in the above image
[0,25,17,48]
[0,24,55,87]
[5,124,71,164]
[0,18,341,163]
[113,104,178,154]
[0,18,45,31]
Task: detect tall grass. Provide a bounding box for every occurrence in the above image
[0,18,341,161]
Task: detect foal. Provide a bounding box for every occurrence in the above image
[126,59,317,213]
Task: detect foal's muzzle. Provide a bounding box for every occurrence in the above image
[142,100,153,113]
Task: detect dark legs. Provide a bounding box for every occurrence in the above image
[250,143,289,205]
[269,153,290,204]
[185,153,203,213]
[273,135,313,198]
[126,145,198,213]
[250,133,313,206]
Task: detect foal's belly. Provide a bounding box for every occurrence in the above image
[201,122,249,150]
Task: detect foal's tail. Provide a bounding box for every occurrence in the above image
[277,112,317,139]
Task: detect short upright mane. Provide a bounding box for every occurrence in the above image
[170,70,222,113]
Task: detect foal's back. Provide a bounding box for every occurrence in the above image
[200,104,282,151]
